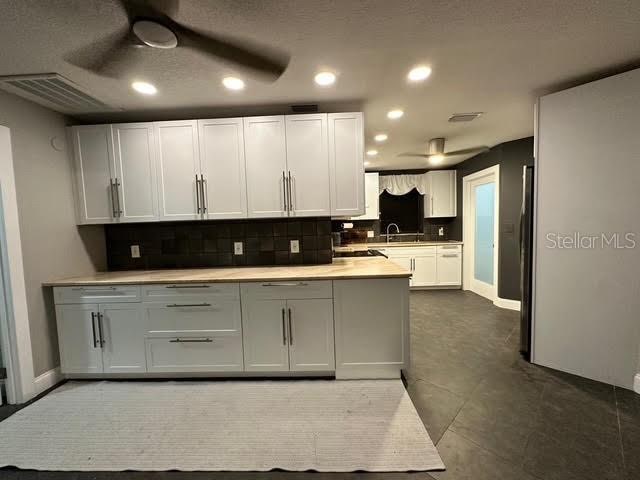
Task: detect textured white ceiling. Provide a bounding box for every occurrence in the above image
[1,0,639,169]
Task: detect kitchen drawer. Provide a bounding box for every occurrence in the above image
[143,300,241,337]
[145,336,243,372]
[54,285,140,305]
[240,280,332,300]
[436,244,462,253]
[141,283,239,302]
[385,246,436,257]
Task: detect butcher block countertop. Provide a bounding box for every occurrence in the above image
[44,257,411,287]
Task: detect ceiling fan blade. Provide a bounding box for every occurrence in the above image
[171,22,289,81]
[397,153,431,158]
[443,146,490,157]
[64,27,146,78]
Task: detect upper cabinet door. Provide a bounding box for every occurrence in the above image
[198,118,248,219]
[112,123,158,222]
[328,112,365,217]
[285,114,331,217]
[243,116,288,218]
[351,172,379,220]
[154,120,201,221]
[70,125,117,224]
[425,170,456,218]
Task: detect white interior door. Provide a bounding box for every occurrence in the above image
[285,114,331,217]
[71,125,117,224]
[56,304,103,374]
[242,298,289,371]
[112,123,158,222]
[463,167,499,301]
[287,299,335,371]
[100,303,146,373]
[155,120,201,221]
[198,118,248,219]
[243,116,288,218]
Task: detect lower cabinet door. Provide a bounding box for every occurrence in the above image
[412,255,438,286]
[145,336,243,372]
[287,299,335,371]
[242,298,290,372]
[100,303,147,373]
[436,253,462,285]
[56,304,103,374]
[387,255,414,287]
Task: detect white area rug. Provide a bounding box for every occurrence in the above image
[0,380,444,472]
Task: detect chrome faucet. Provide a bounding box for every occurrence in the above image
[386,223,400,243]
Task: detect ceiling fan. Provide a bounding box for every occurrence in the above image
[64,0,289,81]
[399,138,489,163]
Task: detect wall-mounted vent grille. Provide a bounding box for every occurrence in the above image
[448,112,483,122]
[291,104,319,113]
[0,73,116,114]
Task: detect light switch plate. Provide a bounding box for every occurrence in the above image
[290,239,300,253]
[367,230,375,238]
[130,245,141,258]
[234,242,243,255]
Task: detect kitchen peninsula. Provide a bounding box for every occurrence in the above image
[46,257,410,381]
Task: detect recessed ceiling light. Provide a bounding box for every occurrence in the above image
[222,76,245,91]
[314,71,336,86]
[131,81,157,95]
[408,65,432,82]
[387,109,404,120]
[374,133,388,142]
[430,154,444,165]
[364,161,371,166]
[366,149,378,156]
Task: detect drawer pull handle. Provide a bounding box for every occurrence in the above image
[166,303,212,308]
[261,282,309,287]
[169,338,213,343]
[441,254,459,258]
[165,285,211,289]
[71,287,118,292]
[439,246,459,249]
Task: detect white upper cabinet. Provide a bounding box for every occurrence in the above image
[244,116,288,218]
[198,118,248,219]
[112,123,158,222]
[328,112,365,217]
[155,120,201,221]
[425,170,457,217]
[70,125,117,224]
[285,114,331,217]
[351,172,379,220]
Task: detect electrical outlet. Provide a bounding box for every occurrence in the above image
[234,241,243,255]
[438,227,444,237]
[130,245,140,258]
[290,239,300,253]
[367,230,375,238]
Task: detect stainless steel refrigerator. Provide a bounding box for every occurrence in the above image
[519,165,534,360]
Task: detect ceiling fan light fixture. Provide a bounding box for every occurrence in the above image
[222,76,245,91]
[132,20,178,49]
[131,81,157,95]
[429,154,444,164]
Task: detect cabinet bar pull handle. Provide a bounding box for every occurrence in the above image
[169,338,213,343]
[165,285,210,289]
[72,286,118,291]
[281,308,287,345]
[282,171,288,212]
[166,303,212,308]
[261,282,309,287]
[288,308,293,345]
[109,179,118,218]
[288,171,294,214]
[195,175,201,214]
[441,254,459,258]
[97,312,105,347]
[200,174,207,214]
[115,179,123,217]
[90,312,98,348]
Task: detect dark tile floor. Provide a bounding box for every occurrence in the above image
[1,290,639,479]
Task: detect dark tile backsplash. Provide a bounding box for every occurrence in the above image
[331,218,454,243]
[106,218,333,271]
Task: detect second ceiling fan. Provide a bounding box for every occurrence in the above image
[399,138,489,163]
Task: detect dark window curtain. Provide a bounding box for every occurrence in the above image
[379,188,424,233]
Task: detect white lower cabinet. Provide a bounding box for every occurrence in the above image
[287,299,335,371]
[56,304,104,374]
[241,298,290,371]
[100,303,146,373]
[381,245,462,288]
[413,253,438,287]
[145,337,243,373]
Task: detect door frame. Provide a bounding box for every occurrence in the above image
[462,165,500,301]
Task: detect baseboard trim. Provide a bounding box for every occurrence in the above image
[634,374,640,394]
[493,297,521,311]
[33,367,62,397]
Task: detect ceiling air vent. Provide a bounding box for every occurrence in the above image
[0,73,116,114]
[291,104,319,113]
[448,112,483,123]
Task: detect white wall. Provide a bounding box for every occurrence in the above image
[0,90,105,378]
[533,68,640,389]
